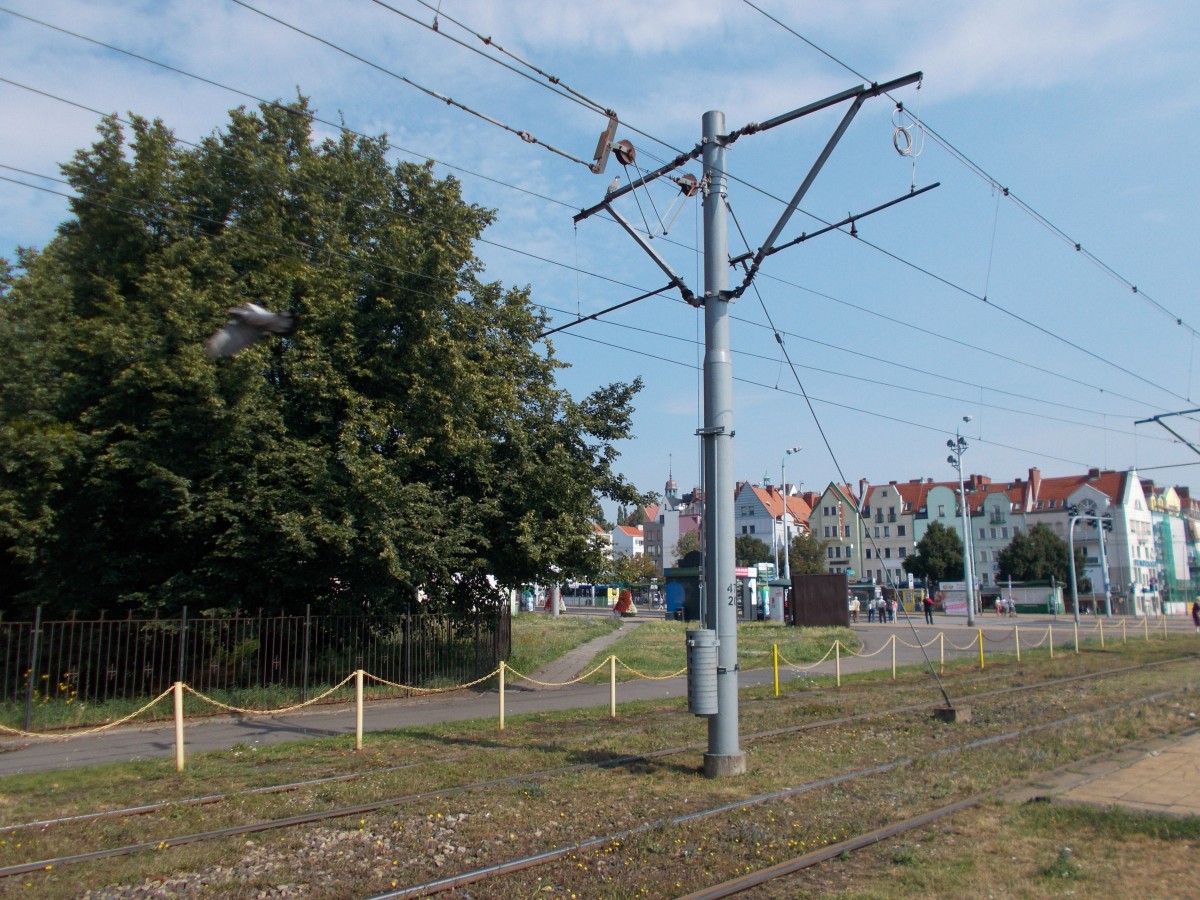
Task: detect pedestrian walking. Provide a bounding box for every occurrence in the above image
[848,593,860,624]
[866,597,876,623]
[1192,598,1200,634]
[923,593,935,625]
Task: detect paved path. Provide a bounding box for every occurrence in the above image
[0,614,1192,794]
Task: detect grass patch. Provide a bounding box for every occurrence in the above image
[504,613,621,677]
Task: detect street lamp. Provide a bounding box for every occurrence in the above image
[1067,505,1114,621]
[776,445,802,623]
[946,416,976,627]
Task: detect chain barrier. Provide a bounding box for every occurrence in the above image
[945,632,981,652]
[184,673,357,715]
[776,642,838,671]
[0,686,175,740]
[614,659,688,681]
[5,618,1181,744]
[505,658,613,687]
[365,668,501,694]
[893,634,942,650]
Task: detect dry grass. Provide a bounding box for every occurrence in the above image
[0,639,1197,898]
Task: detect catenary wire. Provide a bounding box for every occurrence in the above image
[738,0,1200,341]
[4,156,1165,459]
[1,10,1185,426]
[0,152,1170,435]
[1,9,1180,419]
[225,0,594,171]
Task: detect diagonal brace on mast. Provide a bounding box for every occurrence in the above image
[603,202,699,306]
[731,71,923,298]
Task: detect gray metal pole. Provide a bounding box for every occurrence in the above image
[23,605,41,733]
[1069,517,1081,626]
[700,109,745,778]
[1098,516,1113,617]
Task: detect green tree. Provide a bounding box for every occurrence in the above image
[787,531,829,575]
[626,505,647,527]
[903,521,964,590]
[735,535,771,567]
[674,528,701,560]
[996,523,1087,596]
[608,553,658,587]
[0,99,643,619]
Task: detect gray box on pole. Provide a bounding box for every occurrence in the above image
[686,628,719,716]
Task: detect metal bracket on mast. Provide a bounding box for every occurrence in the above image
[1134,408,1200,458]
[730,72,923,298]
[603,202,699,307]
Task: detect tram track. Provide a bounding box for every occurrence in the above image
[0,653,1195,892]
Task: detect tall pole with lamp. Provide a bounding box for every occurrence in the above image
[776,446,802,623]
[946,416,976,627]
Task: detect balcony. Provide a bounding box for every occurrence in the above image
[989,511,1006,525]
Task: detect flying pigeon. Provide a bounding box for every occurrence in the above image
[205,303,297,359]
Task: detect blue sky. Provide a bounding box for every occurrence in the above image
[3,0,1199,518]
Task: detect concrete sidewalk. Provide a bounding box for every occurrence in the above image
[1002,728,1200,819]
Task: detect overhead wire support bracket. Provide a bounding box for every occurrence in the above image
[573,148,702,223]
[1134,408,1200,458]
[728,181,940,267]
[603,202,698,306]
[731,71,923,299]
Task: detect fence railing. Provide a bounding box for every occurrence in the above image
[1,606,511,729]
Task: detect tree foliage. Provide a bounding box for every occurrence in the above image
[787,531,828,575]
[903,521,964,588]
[674,528,701,561]
[607,552,658,587]
[996,523,1086,594]
[0,99,642,619]
[734,535,771,567]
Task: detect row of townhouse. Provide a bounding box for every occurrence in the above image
[727,465,1199,615]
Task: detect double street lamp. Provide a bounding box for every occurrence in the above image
[774,445,802,623]
[946,416,976,627]
[1067,504,1114,624]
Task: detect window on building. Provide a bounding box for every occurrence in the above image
[844,524,851,537]
[990,527,997,539]
[884,547,892,558]
[979,549,988,562]
[1002,527,1008,539]
[899,546,907,558]
[749,525,755,534]
[897,525,906,536]
[979,528,986,540]
[866,548,873,559]
[938,504,945,517]
[741,526,747,534]
[827,547,834,559]
[874,526,880,538]
[883,526,890,537]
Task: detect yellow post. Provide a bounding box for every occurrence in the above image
[978,628,985,670]
[835,640,841,687]
[939,631,945,672]
[609,655,616,718]
[1144,617,1150,642]
[1015,626,1020,662]
[891,635,896,680]
[1164,615,1169,639]
[1122,619,1127,644]
[1049,624,1054,659]
[1073,622,1079,655]
[498,662,506,731]
[173,681,185,773]
[1099,619,1105,648]
[773,643,780,697]
[355,669,364,751]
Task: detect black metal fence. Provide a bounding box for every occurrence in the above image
[1,606,511,727]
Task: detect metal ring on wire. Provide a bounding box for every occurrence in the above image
[893,125,914,156]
